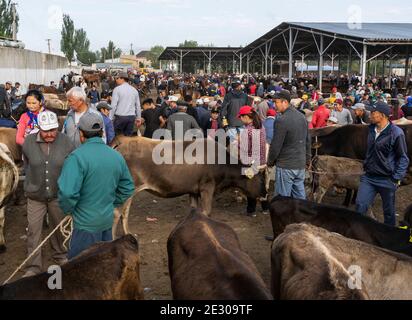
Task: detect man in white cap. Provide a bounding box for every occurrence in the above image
[351,103,371,124]
[22,110,75,278]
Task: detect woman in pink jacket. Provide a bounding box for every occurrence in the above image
[16,90,45,146]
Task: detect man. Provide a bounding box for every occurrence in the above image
[141,98,162,139]
[63,87,106,148]
[96,101,115,145]
[0,85,11,122]
[58,113,135,259]
[326,116,339,127]
[351,103,371,124]
[356,102,410,226]
[332,99,353,125]
[22,110,75,277]
[311,100,330,128]
[267,90,311,199]
[167,103,201,140]
[220,80,249,141]
[87,85,101,110]
[5,81,13,103]
[110,72,142,136]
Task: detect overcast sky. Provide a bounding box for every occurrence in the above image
[15,0,412,56]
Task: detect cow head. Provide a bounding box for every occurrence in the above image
[241,165,269,201]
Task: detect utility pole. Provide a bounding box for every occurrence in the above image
[11,2,17,41]
[130,43,133,55]
[46,39,51,54]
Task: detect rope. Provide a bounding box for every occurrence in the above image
[2,215,73,286]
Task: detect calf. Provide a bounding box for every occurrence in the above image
[168,210,272,300]
[309,155,363,204]
[0,235,144,300]
[0,143,19,253]
[270,196,412,256]
[272,223,412,300]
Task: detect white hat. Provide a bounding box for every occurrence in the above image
[168,96,178,102]
[327,116,338,124]
[196,99,204,105]
[38,110,59,131]
[203,98,210,103]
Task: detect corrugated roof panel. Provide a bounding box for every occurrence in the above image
[288,22,412,41]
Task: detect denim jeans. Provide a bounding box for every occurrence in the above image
[356,175,398,226]
[68,228,113,260]
[275,167,306,200]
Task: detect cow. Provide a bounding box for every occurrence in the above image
[0,143,19,253]
[269,196,412,257]
[272,223,412,300]
[168,210,272,300]
[0,235,144,300]
[312,124,412,184]
[114,137,268,238]
[0,128,21,163]
[309,155,363,205]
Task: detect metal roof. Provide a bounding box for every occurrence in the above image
[288,22,412,42]
[159,47,242,61]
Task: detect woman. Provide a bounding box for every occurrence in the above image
[16,90,45,146]
[237,106,269,217]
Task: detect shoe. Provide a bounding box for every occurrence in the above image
[262,210,270,215]
[247,212,257,218]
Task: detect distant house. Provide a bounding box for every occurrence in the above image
[135,50,152,68]
[116,51,152,69]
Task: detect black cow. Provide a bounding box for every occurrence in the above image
[269,196,412,257]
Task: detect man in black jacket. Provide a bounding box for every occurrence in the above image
[267,90,311,199]
[0,85,11,119]
[220,80,249,141]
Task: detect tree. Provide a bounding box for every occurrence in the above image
[147,45,164,69]
[74,28,97,65]
[179,40,198,48]
[101,41,122,61]
[0,0,18,39]
[60,14,76,64]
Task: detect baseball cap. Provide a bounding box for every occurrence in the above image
[335,99,343,105]
[168,96,179,102]
[96,101,112,111]
[351,103,365,111]
[274,90,291,103]
[38,110,59,131]
[116,72,129,80]
[327,116,338,124]
[238,106,254,118]
[372,101,391,118]
[267,109,276,117]
[204,98,210,104]
[78,113,104,132]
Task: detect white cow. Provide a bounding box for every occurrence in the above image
[0,143,19,253]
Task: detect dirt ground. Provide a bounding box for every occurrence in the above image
[1,184,412,300]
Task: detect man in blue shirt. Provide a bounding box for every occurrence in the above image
[356,102,410,226]
[96,101,115,145]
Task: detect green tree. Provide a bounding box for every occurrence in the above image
[179,40,198,48]
[147,45,164,69]
[101,41,122,61]
[60,14,76,64]
[74,28,97,65]
[0,0,18,39]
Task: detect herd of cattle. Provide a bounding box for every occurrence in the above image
[1,122,412,300]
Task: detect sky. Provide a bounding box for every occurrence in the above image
[15,0,412,56]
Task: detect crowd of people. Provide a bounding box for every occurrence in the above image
[0,68,411,278]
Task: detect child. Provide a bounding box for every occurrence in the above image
[237,105,269,217]
[16,90,44,146]
[203,107,221,139]
[96,101,115,145]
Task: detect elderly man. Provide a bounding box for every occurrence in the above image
[351,103,371,124]
[22,110,75,277]
[58,113,135,259]
[356,102,409,226]
[110,72,142,136]
[63,87,106,148]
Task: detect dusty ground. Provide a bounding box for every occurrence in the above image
[1,184,411,300]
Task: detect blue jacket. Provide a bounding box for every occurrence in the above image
[102,114,115,145]
[264,117,276,144]
[364,123,410,182]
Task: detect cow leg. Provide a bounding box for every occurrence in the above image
[121,197,134,236]
[189,195,199,209]
[343,189,353,207]
[113,207,122,240]
[0,207,5,253]
[199,184,215,216]
[313,185,329,204]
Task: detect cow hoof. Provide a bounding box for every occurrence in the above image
[0,245,6,254]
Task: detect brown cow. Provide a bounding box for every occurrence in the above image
[272,223,412,300]
[0,128,21,163]
[168,210,272,300]
[0,235,144,300]
[114,137,268,237]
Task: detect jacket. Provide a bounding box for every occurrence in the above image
[58,137,135,233]
[221,89,249,127]
[311,105,330,128]
[23,133,75,202]
[264,116,276,144]
[267,107,311,170]
[364,123,409,182]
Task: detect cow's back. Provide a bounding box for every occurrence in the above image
[0,128,21,163]
[168,211,272,300]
